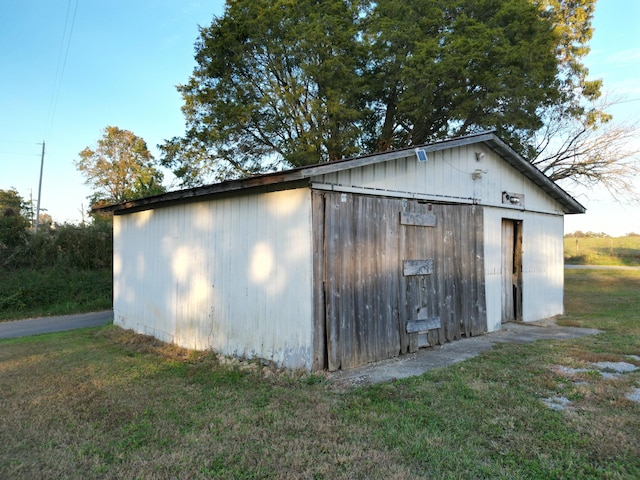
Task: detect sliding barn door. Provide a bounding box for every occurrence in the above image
[319,192,401,371]
[313,191,486,371]
[399,202,486,353]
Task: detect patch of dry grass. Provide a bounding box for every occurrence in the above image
[0,327,413,479]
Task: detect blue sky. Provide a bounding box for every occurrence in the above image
[1,1,638,235]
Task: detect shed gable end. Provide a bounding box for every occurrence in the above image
[310,144,568,215]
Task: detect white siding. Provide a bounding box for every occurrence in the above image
[483,207,565,332]
[314,144,565,215]
[521,213,565,322]
[113,188,315,370]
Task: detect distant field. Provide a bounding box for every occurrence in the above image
[564,235,640,266]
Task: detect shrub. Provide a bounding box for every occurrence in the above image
[54,222,113,270]
[0,268,112,319]
[1,221,112,271]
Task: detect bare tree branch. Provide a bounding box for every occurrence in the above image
[531,96,640,202]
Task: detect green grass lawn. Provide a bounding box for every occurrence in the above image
[1,269,639,479]
[564,235,640,266]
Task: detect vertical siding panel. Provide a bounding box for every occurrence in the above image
[463,206,477,336]
[350,167,361,187]
[454,207,469,337]
[375,197,396,361]
[173,206,183,338]
[340,194,356,368]
[442,206,455,341]
[483,207,502,332]
[453,206,465,339]
[426,204,441,346]
[385,199,401,358]
[221,197,232,354]
[473,206,487,335]
[252,195,264,357]
[431,204,444,341]
[368,196,379,362]
[434,204,446,343]
[405,201,419,353]
[369,197,382,363]
[364,197,377,361]
[166,208,176,336]
[324,194,341,371]
[234,195,247,354]
[449,207,461,338]
[312,192,326,371]
[444,148,456,200]
[398,202,409,354]
[406,157,417,193]
[353,195,368,365]
[411,200,423,351]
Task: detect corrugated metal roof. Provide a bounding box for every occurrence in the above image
[95,130,585,215]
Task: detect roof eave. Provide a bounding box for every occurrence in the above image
[481,135,586,214]
[93,131,501,214]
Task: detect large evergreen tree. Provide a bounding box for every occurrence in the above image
[162,0,613,189]
[364,0,561,152]
[162,0,371,185]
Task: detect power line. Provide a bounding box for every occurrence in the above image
[615,98,640,104]
[44,0,79,141]
[0,140,43,145]
[0,152,41,157]
[0,142,42,158]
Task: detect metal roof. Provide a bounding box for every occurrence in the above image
[95,130,585,215]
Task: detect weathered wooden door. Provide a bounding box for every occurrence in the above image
[398,205,439,354]
[316,192,401,371]
[501,219,523,323]
[399,202,487,353]
[312,191,487,371]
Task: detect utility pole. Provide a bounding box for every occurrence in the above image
[35,141,45,234]
[29,189,34,228]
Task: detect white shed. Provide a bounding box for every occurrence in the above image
[97,131,584,371]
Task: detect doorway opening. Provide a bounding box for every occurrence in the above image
[501,219,522,323]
